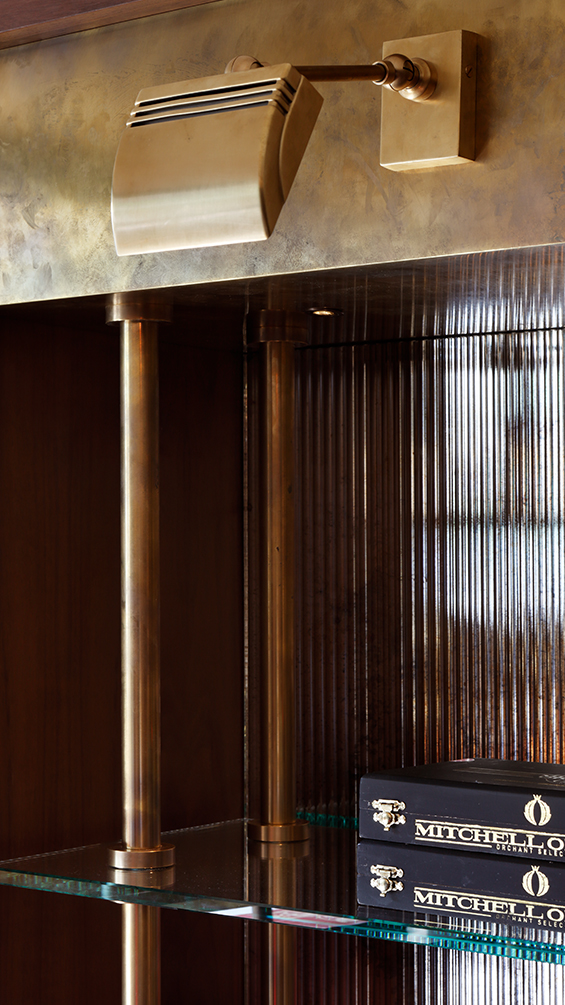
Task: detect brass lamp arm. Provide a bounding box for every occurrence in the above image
[296,62,395,84]
[225,53,437,101]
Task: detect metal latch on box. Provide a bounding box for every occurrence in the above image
[372,798,406,831]
[370,864,404,898]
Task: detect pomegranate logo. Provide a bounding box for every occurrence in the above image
[524,794,552,827]
[522,865,550,898]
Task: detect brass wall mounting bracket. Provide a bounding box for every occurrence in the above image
[380,30,478,170]
[229,34,476,173]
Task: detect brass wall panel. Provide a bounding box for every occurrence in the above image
[1,0,565,303]
[5,245,565,341]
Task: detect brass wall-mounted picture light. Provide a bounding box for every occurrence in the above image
[111,30,476,255]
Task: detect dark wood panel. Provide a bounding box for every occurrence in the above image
[0,319,122,857]
[0,0,220,51]
[0,891,121,1004]
[0,889,245,1005]
[160,338,244,828]
[0,305,244,1003]
[162,912,243,1004]
[0,309,244,854]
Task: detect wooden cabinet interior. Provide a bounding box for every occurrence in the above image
[2,244,565,1001]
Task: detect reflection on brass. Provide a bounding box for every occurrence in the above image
[109,844,175,870]
[249,309,309,346]
[111,64,323,254]
[109,865,176,889]
[378,53,437,101]
[106,293,172,325]
[249,822,309,843]
[107,295,174,870]
[381,31,477,169]
[123,904,160,1005]
[247,311,309,844]
[249,834,310,861]
[113,835,169,1005]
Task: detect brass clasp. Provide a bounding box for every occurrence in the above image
[370,864,404,898]
[371,798,406,831]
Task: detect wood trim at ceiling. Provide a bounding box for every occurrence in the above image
[0,0,221,51]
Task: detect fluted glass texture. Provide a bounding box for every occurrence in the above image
[246,294,565,1000]
[414,941,565,1005]
[292,330,565,825]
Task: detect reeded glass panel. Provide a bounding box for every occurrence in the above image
[277,325,565,1000]
[291,330,565,815]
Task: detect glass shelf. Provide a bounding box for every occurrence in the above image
[0,821,564,963]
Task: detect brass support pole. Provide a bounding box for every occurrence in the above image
[266,850,299,1005]
[248,837,308,1004]
[109,865,175,1005]
[266,920,296,1005]
[123,905,161,1005]
[107,294,174,871]
[248,311,309,843]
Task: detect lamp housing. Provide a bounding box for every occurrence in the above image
[111,64,323,256]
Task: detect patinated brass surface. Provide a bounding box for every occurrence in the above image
[0,0,564,304]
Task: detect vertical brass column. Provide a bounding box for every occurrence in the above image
[267,924,296,1005]
[106,294,174,871]
[123,905,161,1005]
[263,847,303,1005]
[248,836,308,1005]
[110,866,175,1005]
[248,310,309,842]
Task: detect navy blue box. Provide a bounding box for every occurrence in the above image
[359,760,565,861]
[357,838,565,930]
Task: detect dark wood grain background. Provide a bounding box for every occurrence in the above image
[0,0,220,49]
[0,301,245,1002]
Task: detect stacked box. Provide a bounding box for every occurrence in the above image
[357,760,565,932]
